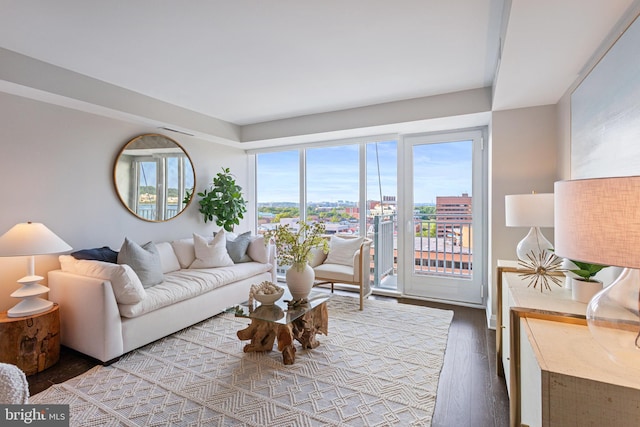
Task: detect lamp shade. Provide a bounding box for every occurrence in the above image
[0,222,72,257]
[554,177,640,266]
[505,193,554,227]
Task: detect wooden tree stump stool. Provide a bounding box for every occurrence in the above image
[237,301,329,365]
[0,304,60,375]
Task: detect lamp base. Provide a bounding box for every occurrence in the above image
[8,274,54,318]
[516,226,553,261]
[7,297,54,317]
[587,268,640,371]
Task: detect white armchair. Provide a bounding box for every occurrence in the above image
[310,234,372,310]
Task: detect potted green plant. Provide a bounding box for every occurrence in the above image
[566,260,608,282]
[266,221,329,300]
[189,167,247,231]
[564,259,609,303]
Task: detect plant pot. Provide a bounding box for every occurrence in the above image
[286,262,315,300]
[561,258,578,290]
[571,278,603,304]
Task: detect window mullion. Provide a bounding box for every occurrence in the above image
[299,148,307,223]
[359,143,366,237]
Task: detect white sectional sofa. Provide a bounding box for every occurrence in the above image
[48,231,275,363]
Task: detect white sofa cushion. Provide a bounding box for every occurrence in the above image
[118,262,272,318]
[190,232,234,269]
[247,235,269,264]
[59,255,147,304]
[117,238,164,288]
[314,262,359,282]
[155,242,181,273]
[171,238,196,269]
[325,235,364,266]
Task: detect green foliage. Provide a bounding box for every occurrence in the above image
[273,208,300,223]
[196,167,247,231]
[183,188,194,206]
[259,206,357,223]
[416,221,436,237]
[415,205,436,217]
[139,185,156,195]
[265,221,329,268]
[568,260,609,282]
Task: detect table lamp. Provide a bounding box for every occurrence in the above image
[555,176,640,370]
[0,222,72,317]
[505,192,554,261]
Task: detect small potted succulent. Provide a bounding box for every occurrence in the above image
[564,259,609,303]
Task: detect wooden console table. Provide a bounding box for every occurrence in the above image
[0,303,60,375]
[499,266,640,427]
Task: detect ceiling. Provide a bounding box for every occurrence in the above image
[0,0,637,143]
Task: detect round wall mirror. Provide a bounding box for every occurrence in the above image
[114,133,195,222]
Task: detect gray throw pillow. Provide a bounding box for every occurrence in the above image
[117,238,164,288]
[226,231,253,263]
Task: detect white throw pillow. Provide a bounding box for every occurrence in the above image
[324,235,364,267]
[189,231,234,268]
[59,255,146,304]
[155,241,181,273]
[247,235,269,264]
[171,238,196,269]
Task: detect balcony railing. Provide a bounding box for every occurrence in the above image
[371,214,473,287]
[373,215,395,286]
[137,205,179,221]
[413,218,473,278]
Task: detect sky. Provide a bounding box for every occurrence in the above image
[257,139,473,205]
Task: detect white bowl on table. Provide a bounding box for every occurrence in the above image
[253,287,284,305]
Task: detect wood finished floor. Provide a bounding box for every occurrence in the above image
[27,291,509,427]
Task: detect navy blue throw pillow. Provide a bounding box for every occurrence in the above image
[71,246,119,263]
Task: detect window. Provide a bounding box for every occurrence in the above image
[255,138,398,289]
[306,145,360,233]
[256,150,300,233]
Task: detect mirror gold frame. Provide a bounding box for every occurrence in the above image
[113,133,195,222]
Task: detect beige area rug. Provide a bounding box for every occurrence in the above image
[31,295,453,426]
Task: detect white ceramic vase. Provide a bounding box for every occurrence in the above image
[286,262,315,300]
[571,277,603,304]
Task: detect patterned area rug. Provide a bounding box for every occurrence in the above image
[31,295,453,426]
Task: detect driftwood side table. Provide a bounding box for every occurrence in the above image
[235,290,331,365]
[0,303,60,375]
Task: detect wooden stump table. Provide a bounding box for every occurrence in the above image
[236,292,330,365]
[0,304,60,375]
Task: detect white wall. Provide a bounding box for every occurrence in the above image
[488,105,558,323]
[0,92,250,311]
[556,92,572,180]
